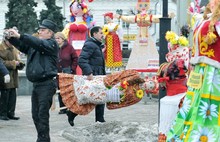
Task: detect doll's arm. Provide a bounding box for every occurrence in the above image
[62,23,71,39]
[114,14,136,24]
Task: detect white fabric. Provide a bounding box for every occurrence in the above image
[215,21,220,36]
[106,85,121,103]
[73,76,122,104]
[73,75,108,105]
[159,93,186,134]
[4,74,10,83]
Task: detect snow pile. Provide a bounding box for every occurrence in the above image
[62,121,158,142]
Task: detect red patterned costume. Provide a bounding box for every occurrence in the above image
[103,12,123,68]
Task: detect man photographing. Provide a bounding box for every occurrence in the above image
[5,19,58,142]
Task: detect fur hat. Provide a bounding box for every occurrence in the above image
[39,19,57,32]
[55,32,66,40]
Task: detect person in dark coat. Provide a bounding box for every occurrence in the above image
[0,38,22,121]
[0,60,10,83]
[6,19,58,142]
[55,32,78,114]
[67,26,106,126]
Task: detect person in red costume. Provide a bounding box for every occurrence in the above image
[62,0,94,74]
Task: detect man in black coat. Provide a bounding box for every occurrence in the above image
[67,26,106,126]
[6,19,58,142]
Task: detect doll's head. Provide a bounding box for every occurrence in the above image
[140,76,159,95]
[104,12,113,23]
[69,0,94,26]
[70,0,88,18]
[136,0,150,13]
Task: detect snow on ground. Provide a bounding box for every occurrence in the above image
[62,121,158,142]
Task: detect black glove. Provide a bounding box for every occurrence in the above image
[17,62,25,70]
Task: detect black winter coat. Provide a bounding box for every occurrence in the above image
[78,37,106,76]
[9,34,59,82]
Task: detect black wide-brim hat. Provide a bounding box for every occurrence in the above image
[39,19,57,32]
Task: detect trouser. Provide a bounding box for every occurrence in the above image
[57,75,66,112]
[58,93,66,109]
[0,88,17,117]
[32,79,56,142]
[95,104,105,122]
[71,104,105,122]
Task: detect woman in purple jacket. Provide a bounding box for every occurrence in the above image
[55,32,78,114]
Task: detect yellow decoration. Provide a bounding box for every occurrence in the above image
[136,90,144,99]
[113,24,119,32]
[205,32,217,45]
[123,34,136,41]
[187,71,203,89]
[121,81,129,89]
[178,36,189,46]
[83,8,87,14]
[200,37,215,58]
[102,26,109,36]
[165,31,189,48]
[170,38,179,45]
[165,31,177,41]
[118,81,129,91]
[191,15,196,29]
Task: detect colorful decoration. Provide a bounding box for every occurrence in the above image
[165,31,189,48]
[166,1,220,141]
[141,76,159,95]
[204,31,217,45]
[103,12,123,68]
[136,90,144,99]
[102,26,109,36]
[62,0,94,75]
[188,0,201,14]
[119,81,129,90]
[116,0,172,71]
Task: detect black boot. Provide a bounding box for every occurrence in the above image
[95,104,105,122]
[66,110,78,126]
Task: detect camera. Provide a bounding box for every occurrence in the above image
[3,26,18,39]
[3,31,13,38]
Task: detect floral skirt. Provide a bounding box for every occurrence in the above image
[166,64,220,141]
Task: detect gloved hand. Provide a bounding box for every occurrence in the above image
[4,74,10,83]
[16,61,25,70]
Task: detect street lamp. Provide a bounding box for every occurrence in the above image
[158,0,171,122]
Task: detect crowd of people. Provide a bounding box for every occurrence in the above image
[0,17,108,142]
[0,0,118,141]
